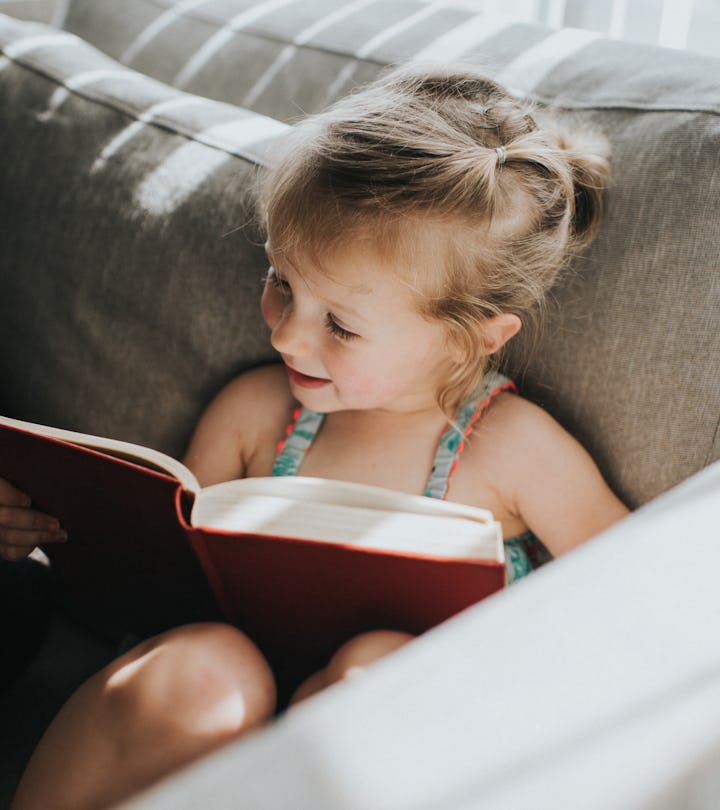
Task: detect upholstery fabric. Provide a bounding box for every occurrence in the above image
[0,3,719,508]
[0,0,61,23]
[0,14,284,456]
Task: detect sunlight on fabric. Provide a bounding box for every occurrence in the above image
[134,141,229,217]
[323,0,448,107]
[90,95,206,173]
[50,0,71,28]
[544,0,567,29]
[241,0,376,108]
[120,0,213,64]
[4,31,77,57]
[608,0,630,38]
[409,12,512,63]
[42,68,144,117]
[496,27,602,95]
[173,0,301,89]
[658,0,696,49]
[134,115,288,217]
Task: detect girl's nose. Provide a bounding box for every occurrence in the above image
[270,308,313,357]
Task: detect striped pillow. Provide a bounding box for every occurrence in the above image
[62,0,720,506]
[0,13,285,456]
[3,3,720,506]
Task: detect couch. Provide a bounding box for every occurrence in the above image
[0,1,718,807]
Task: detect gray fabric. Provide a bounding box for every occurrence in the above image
[0,0,62,23]
[0,15,283,457]
[1,4,719,508]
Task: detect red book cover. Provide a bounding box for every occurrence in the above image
[184,524,504,696]
[0,417,505,697]
[0,422,219,637]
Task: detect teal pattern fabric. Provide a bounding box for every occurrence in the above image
[424,371,515,499]
[271,374,552,583]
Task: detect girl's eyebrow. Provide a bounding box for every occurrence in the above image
[264,241,371,322]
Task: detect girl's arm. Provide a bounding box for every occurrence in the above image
[489,396,629,557]
[182,363,294,487]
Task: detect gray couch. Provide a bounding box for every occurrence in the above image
[1,1,719,807]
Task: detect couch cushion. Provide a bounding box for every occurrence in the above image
[0,0,61,23]
[59,0,720,507]
[0,14,285,457]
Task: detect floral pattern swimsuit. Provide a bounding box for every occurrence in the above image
[272,371,552,583]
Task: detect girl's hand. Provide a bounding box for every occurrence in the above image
[0,478,67,561]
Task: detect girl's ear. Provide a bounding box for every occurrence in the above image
[481,313,521,355]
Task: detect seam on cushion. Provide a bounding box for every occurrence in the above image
[138,0,720,116]
[136,0,405,69]
[528,94,720,117]
[0,48,287,165]
[707,414,720,467]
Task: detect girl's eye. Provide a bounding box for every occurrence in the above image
[325,314,359,342]
[266,268,291,295]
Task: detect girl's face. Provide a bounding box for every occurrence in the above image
[260,240,456,415]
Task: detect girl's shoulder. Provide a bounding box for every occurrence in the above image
[466,391,587,483]
[183,363,296,484]
[462,391,628,555]
[217,362,297,442]
[224,362,294,407]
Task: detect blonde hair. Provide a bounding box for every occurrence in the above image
[257,65,610,415]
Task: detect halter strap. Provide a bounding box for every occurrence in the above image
[271,371,516,494]
[271,406,325,477]
[424,372,516,499]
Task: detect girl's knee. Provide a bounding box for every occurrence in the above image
[327,630,414,683]
[102,623,276,740]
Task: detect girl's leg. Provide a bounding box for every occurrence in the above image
[11,622,276,810]
[291,630,413,704]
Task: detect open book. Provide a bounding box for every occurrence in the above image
[0,414,505,698]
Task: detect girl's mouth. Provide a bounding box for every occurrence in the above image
[285,365,332,389]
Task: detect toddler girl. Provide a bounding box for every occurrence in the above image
[6,66,628,810]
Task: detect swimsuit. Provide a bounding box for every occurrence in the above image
[272,371,552,583]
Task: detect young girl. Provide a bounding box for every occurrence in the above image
[5,66,628,810]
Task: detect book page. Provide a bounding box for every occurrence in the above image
[198,476,496,523]
[192,481,503,561]
[0,414,200,492]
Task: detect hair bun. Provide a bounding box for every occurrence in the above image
[553,125,611,249]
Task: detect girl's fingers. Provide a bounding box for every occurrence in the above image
[0,525,68,561]
[0,505,61,532]
[0,478,32,507]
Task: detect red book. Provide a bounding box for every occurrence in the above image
[0,415,506,698]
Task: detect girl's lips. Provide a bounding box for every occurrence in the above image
[285,365,332,389]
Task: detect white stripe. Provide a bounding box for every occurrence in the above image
[355,1,443,59]
[45,68,144,115]
[4,32,78,57]
[544,0,567,29]
[194,115,289,152]
[50,0,72,28]
[658,0,696,49]
[65,67,138,89]
[495,27,603,96]
[119,0,212,64]
[135,116,289,216]
[608,0,630,39]
[409,12,512,64]
[241,0,376,107]
[242,45,296,108]
[91,96,205,173]
[135,142,230,216]
[173,0,301,88]
[324,1,448,106]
